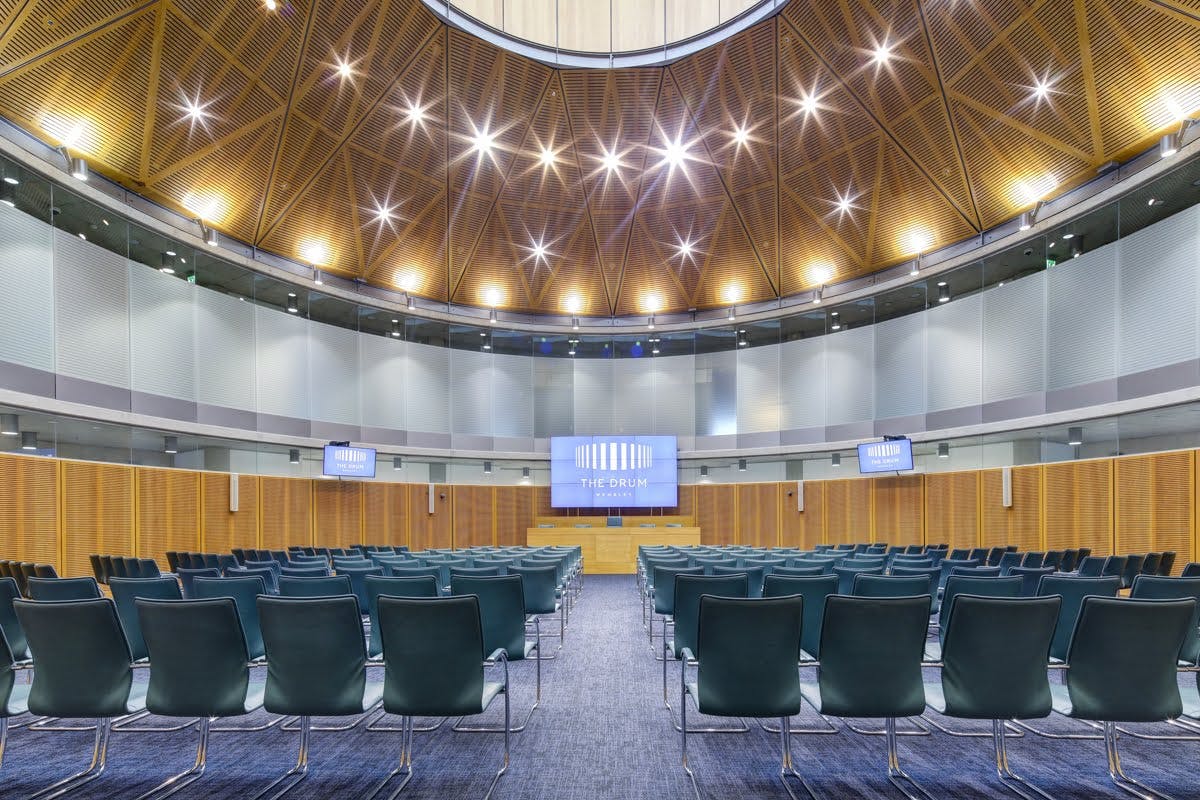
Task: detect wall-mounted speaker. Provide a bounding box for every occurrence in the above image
[1001,467,1013,508]
[229,473,239,513]
[428,483,436,515]
[796,480,805,512]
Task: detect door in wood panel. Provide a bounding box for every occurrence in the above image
[136,468,201,569]
[1116,451,1193,571]
[824,479,871,545]
[1044,460,1113,557]
[260,477,312,551]
[408,484,453,551]
[872,476,924,546]
[495,486,534,546]
[0,454,59,570]
[780,480,824,549]
[363,483,408,547]
[980,467,1042,552]
[201,473,259,555]
[736,483,779,548]
[924,472,979,550]
[314,481,363,549]
[62,461,133,578]
[453,486,495,548]
[695,484,737,545]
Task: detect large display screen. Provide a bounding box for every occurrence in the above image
[857,439,914,474]
[551,436,678,508]
[322,445,377,478]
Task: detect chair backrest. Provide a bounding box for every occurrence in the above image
[671,574,750,659]
[1020,552,1045,569]
[1008,566,1056,596]
[244,559,282,577]
[14,597,134,718]
[109,557,129,579]
[108,576,182,661]
[651,565,705,613]
[1182,562,1200,578]
[771,565,825,578]
[1159,552,1177,576]
[449,566,502,579]
[1035,575,1121,662]
[948,548,970,560]
[137,558,161,578]
[1100,555,1128,580]
[378,595,488,717]
[985,547,1006,566]
[0,577,27,659]
[1076,555,1105,577]
[137,597,253,717]
[950,565,1001,578]
[1063,596,1195,722]
[694,595,804,717]
[506,565,558,615]
[387,564,444,586]
[278,575,352,598]
[842,555,885,568]
[1121,554,1145,588]
[763,574,837,658]
[816,595,930,718]
[257,595,368,716]
[1130,575,1200,664]
[90,554,107,583]
[787,558,835,574]
[937,558,982,589]
[450,575,528,660]
[1141,553,1162,575]
[833,564,883,594]
[940,576,1022,644]
[996,551,1023,575]
[852,574,932,598]
[364,575,440,658]
[1059,549,1080,573]
[26,576,101,601]
[279,564,330,578]
[191,576,268,659]
[889,556,933,570]
[939,595,1061,720]
[177,567,221,599]
[226,565,278,595]
[334,566,384,614]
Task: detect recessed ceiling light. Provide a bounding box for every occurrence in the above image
[471,127,496,155]
[1147,197,1160,206]
[660,136,688,169]
[798,93,819,116]
[732,125,749,146]
[529,238,549,265]
[335,56,354,80]
[2,175,18,185]
[539,147,555,167]
[180,93,212,127]
[373,203,395,224]
[1032,79,1050,101]
[676,238,696,262]
[264,0,277,9]
[872,43,893,65]
[165,250,176,256]
[936,280,947,287]
[484,287,502,307]
[77,232,86,240]
[406,103,424,124]
[601,147,621,174]
[564,294,582,314]
[1061,232,1074,240]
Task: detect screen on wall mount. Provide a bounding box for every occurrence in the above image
[551,436,678,508]
[857,439,914,474]
[322,445,377,478]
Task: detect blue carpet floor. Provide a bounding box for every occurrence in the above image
[3,574,1200,799]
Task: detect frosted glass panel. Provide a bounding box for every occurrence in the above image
[737,343,780,433]
[54,228,129,387]
[927,293,981,411]
[407,341,450,433]
[654,354,695,436]
[534,357,573,437]
[255,305,308,419]
[826,326,874,425]
[983,273,1045,401]
[492,352,533,437]
[874,313,924,419]
[611,358,655,434]
[309,321,360,424]
[196,288,255,411]
[130,265,195,400]
[1047,247,1117,389]
[695,350,736,436]
[780,338,824,430]
[0,206,53,370]
[359,334,406,430]
[573,359,613,434]
[450,348,492,436]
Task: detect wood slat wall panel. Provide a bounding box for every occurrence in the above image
[313,481,362,549]
[780,480,824,549]
[201,473,259,555]
[1044,460,1113,556]
[62,461,133,578]
[453,486,495,548]
[260,477,312,551]
[695,484,737,545]
[363,483,408,547]
[495,486,533,546]
[0,454,59,569]
[534,486,554,518]
[736,483,779,548]
[872,476,924,546]
[1116,451,1193,572]
[136,468,200,569]
[980,467,1042,552]
[824,479,872,544]
[408,484,453,551]
[924,471,979,550]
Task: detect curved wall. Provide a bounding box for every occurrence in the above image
[0,198,1198,457]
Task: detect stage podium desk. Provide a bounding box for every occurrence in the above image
[526,527,701,574]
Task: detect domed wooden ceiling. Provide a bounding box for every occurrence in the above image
[0,0,1196,317]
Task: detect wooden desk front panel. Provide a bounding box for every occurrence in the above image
[526,527,701,573]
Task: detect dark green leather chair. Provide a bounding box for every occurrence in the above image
[650,565,704,650]
[1008,566,1056,596]
[371,595,510,800]
[1130,575,1200,664]
[387,564,444,590]
[926,594,1060,799]
[135,597,265,799]
[1053,596,1194,798]
[26,576,101,601]
[108,577,182,661]
[279,565,330,578]
[227,565,278,595]
[0,626,30,768]
[13,597,146,797]
[278,575,352,598]
[833,563,883,595]
[664,574,749,730]
[192,575,267,659]
[450,575,539,731]
[365,575,439,659]
[852,574,931,598]
[889,566,941,612]
[773,565,825,578]
[681,594,813,800]
[800,594,931,799]
[507,564,565,646]
[335,565,384,615]
[1037,575,1120,662]
[763,574,836,661]
[177,567,220,599]
[0,577,27,661]
[711,565,763,598]
[255,595,382,800]
[450,566,502,579]
[1120,554,1146,590]
[788,558,834,574]
[1076,555,1105,577]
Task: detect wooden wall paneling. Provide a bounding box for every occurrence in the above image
[313,481,363,549]
[363,483,408,548]
[924,471,979,550]
[1043,460,1113,557]
[495,485,534,546]
[823,479,872,545]
[136,468,201,569]
[1116,451,1193,571]
[675,484,696,519]
[260,476,312,551]
[980,466,1043,552]
[780,480,824,549]
[736,483,780,548]
[452,486,496,548]
[0,454,59,570]
[61,461,133,578]
[201,473,259,555]
[871,475,925,547]
[695,484,737,545]
[534,486,554,517]
[407,484,453,551]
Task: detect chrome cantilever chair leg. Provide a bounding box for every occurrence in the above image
[364,706,445,733]
[758,698,839,735]
[112,709,199,733]
[364,715,414,800]
[1113,717,1200,741]
[250,715,310,800]
[846,716,930,736]
[993,719,1055,800]
[921,713,1025,738]
[1104,720,1178,800]
[680,677,702,800]
[664,644,747,733]
[132,717,212,800]
[28,718,112,800]
[779,716,820,800]
[455,618,540,733]
[1009,715,1103,740]
[885,717,935,800]
[0,716,6,769]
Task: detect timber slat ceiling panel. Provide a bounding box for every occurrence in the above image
[61,460,133,578]
[0,454,58,569]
